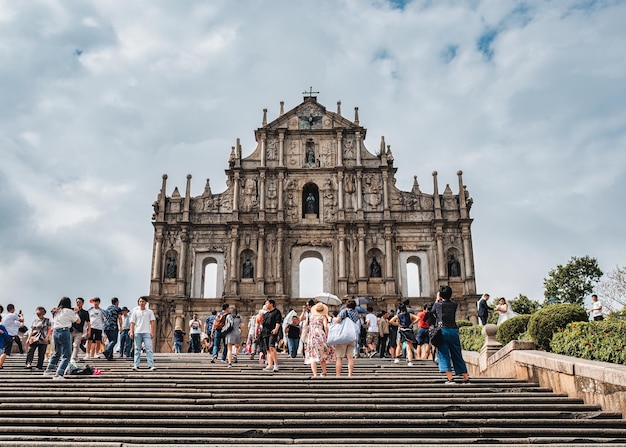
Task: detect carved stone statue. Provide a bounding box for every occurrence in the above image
[165,255,177,279]
[306,142,315,165]
[448,255,461,277]
[306,192,316,214]
[242,258,254,279]
[370,257,382,278]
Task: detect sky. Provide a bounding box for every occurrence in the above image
[1,0,625,319]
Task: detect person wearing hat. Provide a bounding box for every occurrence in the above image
[173,324,185,353]
[304,302,335,377]
[118,307,132,358]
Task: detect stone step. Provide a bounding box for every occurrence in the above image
[0,353,624,445]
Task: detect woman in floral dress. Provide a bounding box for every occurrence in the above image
[304,303,335,377]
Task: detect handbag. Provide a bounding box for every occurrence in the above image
[428,322,443,348]
[327,317,359,346]
[27,333,41,346]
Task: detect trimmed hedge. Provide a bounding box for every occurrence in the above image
[527,304,588,351]
[459,325,485,352]
[456,319,473,328]
[497,314,531,346]
[551,320,626,364]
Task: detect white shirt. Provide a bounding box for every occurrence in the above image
[53,308,79,329]
[2,312,21,336]
[89,307,105,330]
[589,300,603,319]
[189,318,202,334]
[131,308,155,334]
[365,313,378,333]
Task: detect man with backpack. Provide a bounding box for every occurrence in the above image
[210,304,230,363]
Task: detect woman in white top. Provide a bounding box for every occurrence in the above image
[495,298,519,326]
[44,297,79,380]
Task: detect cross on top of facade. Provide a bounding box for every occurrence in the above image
[302,86,319,97]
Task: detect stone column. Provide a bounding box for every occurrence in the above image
[436,230,445,278]
[230,229,238,280]
[462,228,474,278]
[259,171,266,211]
[337,171,344,210]
[278,131,285,167]
[277,171,284,211]
[357,227,366,279]
[356,172,363,210]
[276,226,284,293]
[233,172,240,212]
[257,227,265,280]
[382,171,389,210]
[356,131,362,166]
[432,171,441,220]
[179,230,188,281]
[152,232,163,280]
[384,228,393,278]
[336,130,343,167]
[457,170,468,219]
[260,134,266,167]
[338,226,346,279]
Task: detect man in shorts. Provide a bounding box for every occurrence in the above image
[260,299,282,372]
[86,297,105,359]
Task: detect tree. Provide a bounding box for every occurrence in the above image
[509,294,540,315]
[596,265,626,312]
[543,256,603,306]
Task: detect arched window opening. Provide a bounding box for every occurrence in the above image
[299,256,323,298]
[406,257,421,297]
[202,261,218,298]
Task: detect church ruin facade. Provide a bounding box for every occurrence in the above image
[147,95,479,351]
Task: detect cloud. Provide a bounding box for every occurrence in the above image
[1,0,625,316]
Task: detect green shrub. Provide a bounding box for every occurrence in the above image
[527,304,588,351]
[497,314,531,346]
[456,319,473,328]
[551,319,626,364]
[459,325,485,352]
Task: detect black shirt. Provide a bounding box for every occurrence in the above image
[431,300,458,329]
[262,308,282,334]
[72,309,90,332]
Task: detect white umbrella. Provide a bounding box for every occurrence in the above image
[314,292,341,306]
[282,309,297,330]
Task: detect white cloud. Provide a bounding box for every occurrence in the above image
[1,0,625,316]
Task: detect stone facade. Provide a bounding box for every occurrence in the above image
[147,96,479,352]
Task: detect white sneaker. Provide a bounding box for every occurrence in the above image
[84,355,91,360]
[149,366,157,371]
[132,366,139,371]
[273,366,279,372]
[393,359,399,364]
[52,375,66,380]
[263,365,272,370]
[43,370,55,376]
[407,362,413,366]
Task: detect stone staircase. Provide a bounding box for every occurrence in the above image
[0,353,625,446]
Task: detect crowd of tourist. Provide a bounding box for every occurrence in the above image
[0,296,155,379]
[1,286,472,383]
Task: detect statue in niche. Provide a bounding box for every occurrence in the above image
[165,255,177,279]
[242,258,254,279]
[267,139,277,160]
[448,254,461,277]
[344,140,355,159]
[306,192,316,214]
[370,257,382,278]
[266,179,277,210]
[305,141,315,165]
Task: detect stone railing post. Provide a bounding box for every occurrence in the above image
[479,324,502,372]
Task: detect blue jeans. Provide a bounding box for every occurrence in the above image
[119,330,132,357]
[133,333,154,368]
[437,328,468,375]
[212,330,226,360]
[287,337,299,358]
[174,341,183,353]
[103,329,119,358]
[47,328,72,376]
